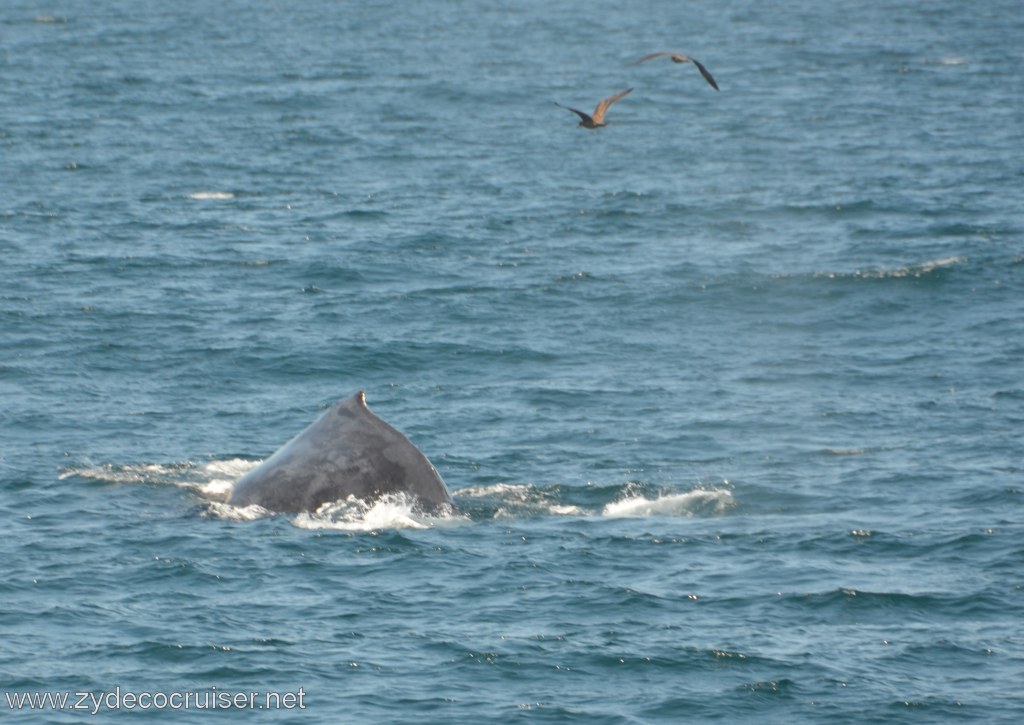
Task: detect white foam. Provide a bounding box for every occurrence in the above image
[291,494,465,531]
[62,460,731,524]
[60,458,259,501]
[457,482,583,517]
[61,458,461,529]
[548,504,584,516]
[457,482,534,500]
[202,458,260,477]
[912,256,967,273]
[602,488,734,518]
[204,501,270,521]
[60,461,188,485]
[197,458,259,499]
[188,191,235,201]
[854,256,967,279]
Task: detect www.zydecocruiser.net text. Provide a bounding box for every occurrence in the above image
[5,686,306,714]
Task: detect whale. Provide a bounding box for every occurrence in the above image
[228,391,454,514]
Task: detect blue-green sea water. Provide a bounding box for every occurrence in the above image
[3,0,1023,721]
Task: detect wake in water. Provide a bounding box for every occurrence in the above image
[601,488,734,517]
[849,255,968,279]
[59,458,252,499]
[442,480,734,521]
[59,461,734,529]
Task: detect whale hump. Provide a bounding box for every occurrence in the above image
[228,391,453,514]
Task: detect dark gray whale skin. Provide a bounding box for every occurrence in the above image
[228,391,454,514]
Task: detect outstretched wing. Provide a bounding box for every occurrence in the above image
[688,57,719,90]
[633,51,720,91]
[554,102,595,126]
[591,87,633,124]
[632,51,678,65]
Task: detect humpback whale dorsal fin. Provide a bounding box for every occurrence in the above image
[228,390,454,514]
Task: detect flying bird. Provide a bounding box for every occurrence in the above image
[632,52,719,91]
[555,87,634,128]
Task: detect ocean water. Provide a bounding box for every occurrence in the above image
[2,0,1023,721]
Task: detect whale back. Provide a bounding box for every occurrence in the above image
[228,391,453,514]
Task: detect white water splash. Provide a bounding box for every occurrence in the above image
[457,482,534,500]
[602,488,734,518]
[60,459,458,529]
[59,458,258,501]
[188,191,235,201]
[456,482,584,518]
[204,501,270,521]
[291,494,465,531]
[62,461,732,524]
[59,462,173,484]
[458,482,731,519]
[196,458,259,500]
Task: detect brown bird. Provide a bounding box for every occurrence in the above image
[632,52,719,91]
[555,87,634,128]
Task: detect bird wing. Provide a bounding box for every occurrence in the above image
[632,51,676,65]
[688,57,720,90]
[554,102,594,126]
[633,51,720,90]
[591,87,633,124]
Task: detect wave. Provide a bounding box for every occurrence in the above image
[815,255,968,281]
[779,587,1009,620]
